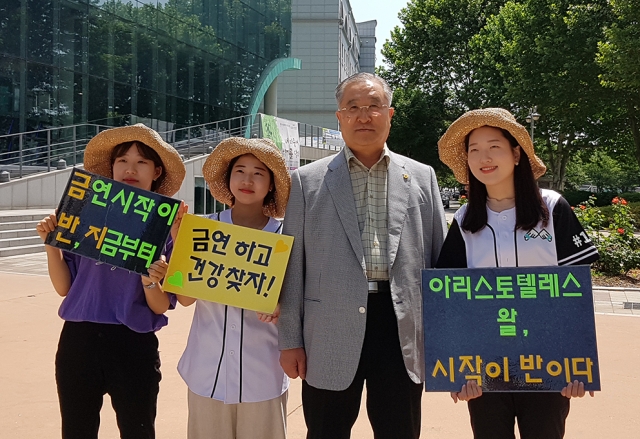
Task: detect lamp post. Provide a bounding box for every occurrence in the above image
[525,106,541,142]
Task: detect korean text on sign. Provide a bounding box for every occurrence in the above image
[163,214,294,314]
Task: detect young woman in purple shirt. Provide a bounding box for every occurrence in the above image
[36,124,187,439]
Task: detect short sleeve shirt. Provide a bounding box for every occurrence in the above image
[58,239,176,333]
[436,189,599,269]
[177,209,289,404]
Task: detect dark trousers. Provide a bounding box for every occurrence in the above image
[55,321,162,439]
[302,291,423,439]
[468,392,570,439]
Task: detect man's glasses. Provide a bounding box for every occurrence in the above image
[339,104,389,118]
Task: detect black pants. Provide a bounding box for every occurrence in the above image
[468,392,570,439]
[55,321,162,439]
[302,291,423,439]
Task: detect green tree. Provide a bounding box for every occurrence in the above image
[385,86,449,171]
[380,0,506,171]
[597,0,640,168]
[471,0,613,189]
[382,0,505,110]
[583,150,623,192]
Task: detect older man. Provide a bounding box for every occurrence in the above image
[278,73,447,438]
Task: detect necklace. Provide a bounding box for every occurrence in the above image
[487,196,515,202]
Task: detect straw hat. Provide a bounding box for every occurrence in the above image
[438,108,546,184]
[83,124,186,196]
[202,137,291,218]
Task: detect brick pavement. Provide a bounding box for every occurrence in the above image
[1,254,639,438]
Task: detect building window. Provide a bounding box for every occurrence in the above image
[194,176,226,215]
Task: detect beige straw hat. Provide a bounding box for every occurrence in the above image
[438,108,546,184]
[202,137,291,218]
[83,124,186,196]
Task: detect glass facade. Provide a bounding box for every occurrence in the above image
[0,0,291,135]
[193,175,226,214]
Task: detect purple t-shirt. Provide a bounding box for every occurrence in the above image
[58,240,176,333]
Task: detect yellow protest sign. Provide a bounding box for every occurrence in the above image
[164,213,293,313]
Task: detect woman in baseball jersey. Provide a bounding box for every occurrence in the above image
[436,108,598,439]
[175,137,292,439]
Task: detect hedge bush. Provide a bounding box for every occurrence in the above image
[574,196,640,275]
[562,190,640,207]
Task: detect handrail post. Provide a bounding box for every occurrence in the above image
[19,134,23,177]
[73,126,77,165]
[187,127,191,159]
[47,129,51,172]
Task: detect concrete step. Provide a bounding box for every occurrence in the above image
[0,220,39,231]
[0,209,53,223]
[0,243,44,257]
[0,236,43,248]
[0,229,37,239]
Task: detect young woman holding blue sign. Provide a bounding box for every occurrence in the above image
[172,137,291,439]
[36,124,186,439]
[436,109,598,439]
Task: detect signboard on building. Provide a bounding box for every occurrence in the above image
[261,115,300,170]
[322,128,345,151]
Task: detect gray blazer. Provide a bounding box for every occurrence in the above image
[278,149,447,391]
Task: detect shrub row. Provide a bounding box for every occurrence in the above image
[562,190,640,207]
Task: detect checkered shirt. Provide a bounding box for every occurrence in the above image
[344,145,390,280]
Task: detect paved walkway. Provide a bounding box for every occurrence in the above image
[1,253,639,438]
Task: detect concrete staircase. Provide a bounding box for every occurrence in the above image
[0,210,51,257]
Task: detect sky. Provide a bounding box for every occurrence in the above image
[348,0,406,68]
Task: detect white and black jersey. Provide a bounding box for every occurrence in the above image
[437,189,599,269]
[177,210,289,404]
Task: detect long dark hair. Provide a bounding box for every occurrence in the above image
[461,127,549,233]
[225,154,275,208]
[110,141,166,192]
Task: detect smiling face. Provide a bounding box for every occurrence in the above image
[228,154,273,208]
[335,79,394,154]
[111,142,163,191]
[467,126,521,194]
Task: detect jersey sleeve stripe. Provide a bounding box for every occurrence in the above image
[558,247,599,266]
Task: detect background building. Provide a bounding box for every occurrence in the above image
[0,0,292,136]
[357,20,377,74]
[276,0,376,129]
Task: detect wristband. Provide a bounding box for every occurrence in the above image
[144,282,157,289]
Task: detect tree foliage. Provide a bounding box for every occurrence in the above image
[381,0,639,190]
[472,0,613,189]
[597,0,640,166]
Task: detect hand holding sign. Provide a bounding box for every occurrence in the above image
[561,380,595,399]
[451,380,483,403]
[144,255,168,286]
[170,201,189,244]
[257,303,280,324]
[36,213,58,242]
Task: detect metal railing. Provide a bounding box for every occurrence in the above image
[161,115,258,160]
[0,115,260,180]
[0,124,111,178]
[297,122,344,151]
[0,113,343,181]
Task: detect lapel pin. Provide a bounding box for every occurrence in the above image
[403,173,409,180]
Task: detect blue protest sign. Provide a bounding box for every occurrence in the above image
[45,169,180,275]
[422,265,600,392]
